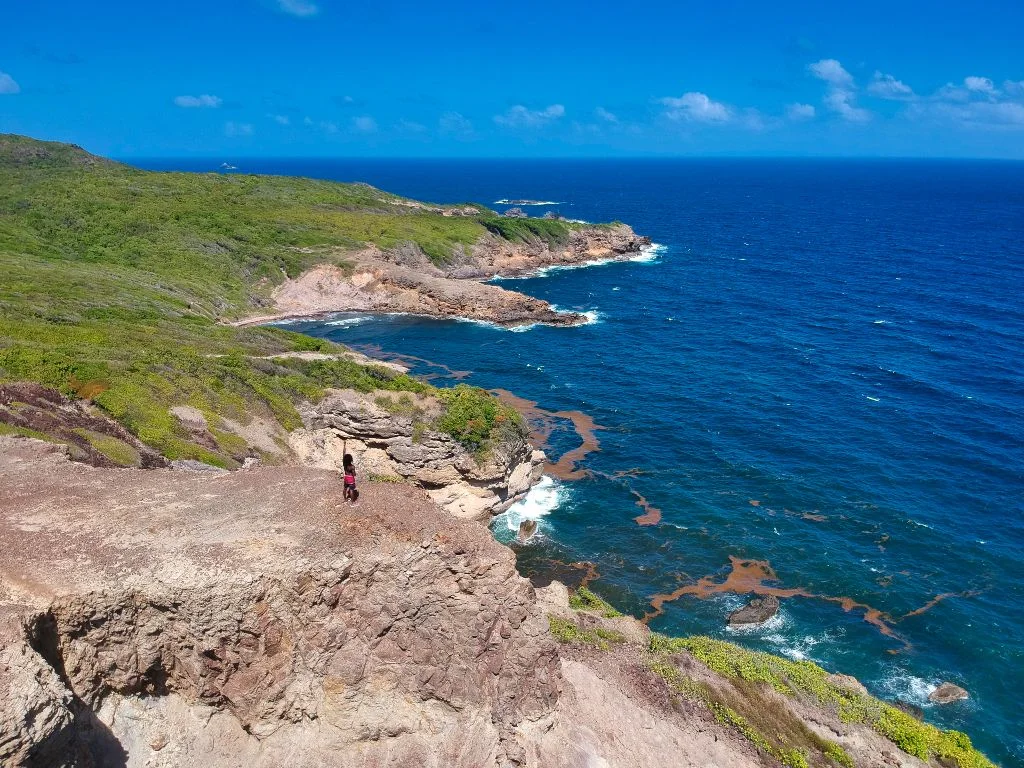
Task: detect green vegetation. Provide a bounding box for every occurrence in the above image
[548,615,625,650]
[435,384,527,454]
[648,634,994,768]
[568,586,623,618]
[0,135,545,463]
[73,428,140,466]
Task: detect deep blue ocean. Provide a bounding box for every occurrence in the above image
[139,157,1024,765]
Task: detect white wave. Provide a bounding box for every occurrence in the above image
[492,476,564,539]
[612,286,621,291]
[493,199,563,205]
[550,305,601,325]
[907,519,934,529]
[865,395,881,402]
[488,242,664,281]
[325,316,371,328]
[873,320,888,325]
[630,242,667,263]
[267,318,301,325]
[874,670,938,707]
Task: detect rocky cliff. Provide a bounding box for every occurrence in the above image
[290,388,545,520]
[234,224,652,328]
[0,438,995,768]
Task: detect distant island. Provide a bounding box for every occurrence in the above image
[494,198,563,205]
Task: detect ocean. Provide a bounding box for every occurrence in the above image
[138,157,1024,765]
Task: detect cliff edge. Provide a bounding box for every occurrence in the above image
[0,438,995,768]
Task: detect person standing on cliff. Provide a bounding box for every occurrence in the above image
[343,453,360,505]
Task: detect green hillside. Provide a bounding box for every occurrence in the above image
[0,135,541,466]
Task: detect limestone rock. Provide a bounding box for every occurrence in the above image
[727,595,780,626]
[292,389,546,519]
[929,682,969,704]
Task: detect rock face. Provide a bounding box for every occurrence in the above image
[0,437,559,767]
[929,682,969,704]
[232,224,651,329]
[727,595,780,626]
[290,388,545,520]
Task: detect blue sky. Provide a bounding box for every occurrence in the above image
[2,0,1023,158]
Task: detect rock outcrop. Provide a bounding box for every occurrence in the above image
[232,224,652,329]
[727,595,780,626]
[290,388,545,520]
[0,437,995,768]
[929,682,969,704]
[0,437,558,767]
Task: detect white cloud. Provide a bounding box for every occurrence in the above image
[0,71,20,95]
[786,102,816,120]
[825,90,871,122]
[660,92,731,123]
[1004,80,1024,98]
[224,121,253,137]
[278,0,318,17]
[397,119,427,133]
[270,114,290,125]
[964,76,997,95]
[594,107,618,123]
[809,59,871,122]
[439,111,474,137]
[868,71,915,100]
[493,104,565,128]
[910,74,1024,130]
[809,59,854,88]
[174,94,221,108]
[352,116,377,133]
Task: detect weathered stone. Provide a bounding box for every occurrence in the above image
[727,595,780,626]
[291,388,545,518]
[929,682,969,704]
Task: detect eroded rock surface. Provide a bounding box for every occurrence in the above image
[0,437,558,767]
[291,388,545,520]
[234,224,651,329]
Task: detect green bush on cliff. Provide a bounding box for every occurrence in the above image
[435,384,527,454]
[569,587,623,618]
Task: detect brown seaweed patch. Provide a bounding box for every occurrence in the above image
[642,556,907,646]
[801,513,828,522]
[631,490,663,526]
[643,557,985,651]
[491,389,603,480]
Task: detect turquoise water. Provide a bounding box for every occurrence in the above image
[144,158,1024,764]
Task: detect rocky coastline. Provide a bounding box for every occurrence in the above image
[230,223,651,329]
[0,437,991,767]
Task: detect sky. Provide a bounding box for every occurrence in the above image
[1,0,1023,158]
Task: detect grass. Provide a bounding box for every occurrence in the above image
[552,585,994,768]
[568,586,623,618]
[0,134,543,463]
[648,634,995,768]
[548,615,626,650]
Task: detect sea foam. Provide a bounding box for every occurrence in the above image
[491,476,564,542]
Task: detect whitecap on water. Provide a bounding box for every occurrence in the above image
[874,670,938,707]
[325,316,371,328]
[491,477,564,542]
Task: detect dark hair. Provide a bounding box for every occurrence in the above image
[343,453,354,467]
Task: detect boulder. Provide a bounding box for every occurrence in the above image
[727,595,780,626]
[518,519,538,543]
[503,207,527,218]
[827,673,869,697]
[929,682,969,704]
